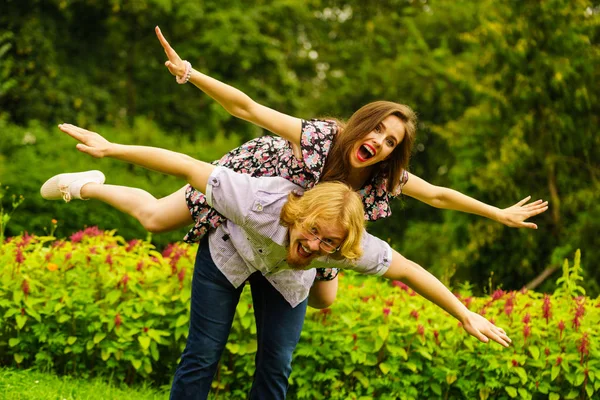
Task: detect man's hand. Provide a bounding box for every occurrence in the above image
[58,124,114,158]
[462,310,512,347]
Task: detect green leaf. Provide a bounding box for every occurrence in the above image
[101,349,110,361]
[517,388,529,399]
[446,372,457,385]
[379,362,390,375]
[175,314,189,328]
[431,383,442,396]
[417,349,432,361]
[14,353,24,364]
[343,366,354,375]
[528,345,540,360]
[548,393,560,400]
[564,390,578,399]
[138,336,150,350]
[86,341,94,351]
[226,343,240,354]
[93,333,106,344]
[551,365,560,381]
[585,385,594,399]
[352,371,369,388]
[574,373,585,386]
[57,314,70,323]
[105,290,121,304]
[378,325,389,341]
[505,386,517,398]
[67,336,77,345]
[131,359,142,370]
[15,315,27,329]
[13,290,23,305]
[8,338,20,347]
[514,367,528,384]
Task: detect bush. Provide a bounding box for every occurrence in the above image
[1,227,598,399]
[0,118,243,249]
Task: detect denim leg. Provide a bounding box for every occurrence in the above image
[170,239,243,400]
[248,273,308,400]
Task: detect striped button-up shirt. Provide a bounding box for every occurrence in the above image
[205,167,392,307]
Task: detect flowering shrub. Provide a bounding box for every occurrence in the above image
[1,230,598,399]
[0,228,194,385]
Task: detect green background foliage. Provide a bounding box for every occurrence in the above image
[1,232,598,399]
[1,1,598,292]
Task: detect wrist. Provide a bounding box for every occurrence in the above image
[176,61,192,84]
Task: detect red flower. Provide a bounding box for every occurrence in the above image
[22,279,30,297]
[433,330,440,346]
[558,320,565,340]
[383,308,391,316]
[491,289,505,300]
[178,267,186,288]
[522,313,531,324]
[392,281,409,291]
[417,324,425,339]
[512,359,519,367]
[545,347,550,356]
[578,333,590,364]
[65,252,72,260]
[523,325,531,342]
[105,254,113,266]
[15,248,25,264]
[410,309,419,320]
[126,239,139,252]
[70,231,84,243]
[556,356,562,366]
[542,294,552,325]
[115,313,122,329]
[136,261,144,271]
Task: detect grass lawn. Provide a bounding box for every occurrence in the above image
[0,367,170,400]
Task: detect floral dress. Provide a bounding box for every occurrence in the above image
[184,119,409,280]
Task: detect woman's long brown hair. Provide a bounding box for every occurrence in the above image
[320,101,417,192]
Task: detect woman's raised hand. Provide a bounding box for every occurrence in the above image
[58,124,114,158]
[155,26,187,78]
[498,196,549,229]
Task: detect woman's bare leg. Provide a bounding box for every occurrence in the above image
[80,184,193,233]
[307,278,338,309]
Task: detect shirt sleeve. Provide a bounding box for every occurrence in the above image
[205,167,259,227]
[299,119,338,181]
[312,230,392,276]
[391,169,410,197]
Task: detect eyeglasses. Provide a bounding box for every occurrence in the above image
[302,228,341,254]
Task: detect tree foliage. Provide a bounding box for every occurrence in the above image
[1,0,598,293]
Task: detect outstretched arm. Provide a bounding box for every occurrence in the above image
[155,26,302,150]
[58,124,214,193]
[383,249,511,347]
[402,173,548,229]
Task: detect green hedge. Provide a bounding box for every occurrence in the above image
[1,230,598,399]
[0,117,243,249]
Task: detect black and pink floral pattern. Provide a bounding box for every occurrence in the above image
[184,119,408,280]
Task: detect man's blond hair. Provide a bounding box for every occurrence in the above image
[280,182,364,260]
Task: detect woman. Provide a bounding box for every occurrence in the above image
[41,27,548,307]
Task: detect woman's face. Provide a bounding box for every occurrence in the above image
[349,115,406,169]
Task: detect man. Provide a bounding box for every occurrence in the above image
[43,124,511,400]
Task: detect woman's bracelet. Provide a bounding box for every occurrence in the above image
[176,61,192,84]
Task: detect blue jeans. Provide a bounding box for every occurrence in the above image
[170,238,307,400]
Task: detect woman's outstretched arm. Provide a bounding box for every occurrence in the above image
[155,26,302,150]
[402,173,548,229]
[58,124,214,194]
[383,249,512,347]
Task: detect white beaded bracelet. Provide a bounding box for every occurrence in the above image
[176,60,192,84]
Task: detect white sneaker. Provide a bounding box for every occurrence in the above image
[40,170,105,202]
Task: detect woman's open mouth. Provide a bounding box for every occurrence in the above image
[356,143,376,162]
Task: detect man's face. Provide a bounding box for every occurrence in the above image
[286,221,347,269]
